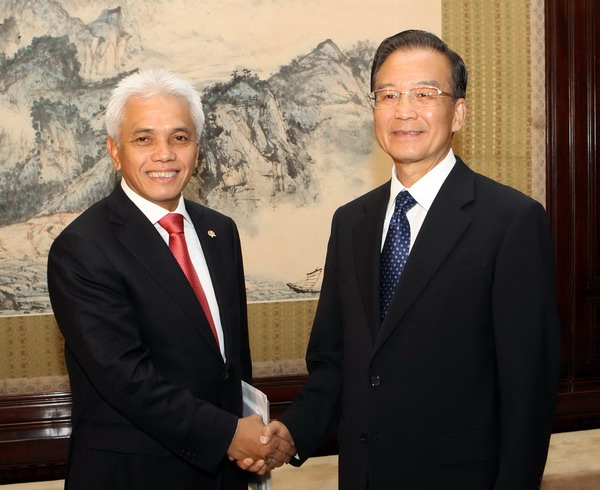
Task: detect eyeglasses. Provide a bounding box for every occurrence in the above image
[368,87,453,109]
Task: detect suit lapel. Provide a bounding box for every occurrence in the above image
[352,182,390,341]
[186,202,233,364]
[107,187,222,359]
[375,159,476,352]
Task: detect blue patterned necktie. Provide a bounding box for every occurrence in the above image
[380,190,417,322]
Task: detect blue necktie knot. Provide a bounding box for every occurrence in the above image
[395,190,417,214]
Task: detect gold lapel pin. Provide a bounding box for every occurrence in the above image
[208,230,216,238]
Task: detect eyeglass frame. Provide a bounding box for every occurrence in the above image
[368,86,454,109]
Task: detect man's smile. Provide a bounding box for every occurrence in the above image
[146,170,179,178]
[391,130,424,136]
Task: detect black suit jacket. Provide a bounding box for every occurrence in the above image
[280,157,560,490]
[48,185,251,490]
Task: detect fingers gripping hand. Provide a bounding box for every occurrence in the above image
[227,414,294,472]
[260,420,296,465]
[227,414,265,462]
[235,457,269,476]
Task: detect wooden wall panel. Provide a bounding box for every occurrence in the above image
[547,0,600,429]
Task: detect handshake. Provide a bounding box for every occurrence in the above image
[227,415,296,475]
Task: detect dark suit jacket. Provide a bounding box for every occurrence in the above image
[280,157,560,490]
[47,185,252,490]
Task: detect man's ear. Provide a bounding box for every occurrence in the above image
[106,137,121,171]
[451,98,467,133]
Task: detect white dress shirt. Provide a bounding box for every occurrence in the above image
[381,149,456,252]
[120,179,226,361]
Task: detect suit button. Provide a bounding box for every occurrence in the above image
[360,433,368,444]
[223,370,230,380]
[370,375,381,387]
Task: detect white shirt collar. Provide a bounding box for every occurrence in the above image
[120,179,191,225]
[388,149,456,211]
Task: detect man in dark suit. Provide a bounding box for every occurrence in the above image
[262,30,560,489]
[48,69,293,489]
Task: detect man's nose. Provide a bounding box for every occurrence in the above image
[394,93,417,119]
[152,139,176,161]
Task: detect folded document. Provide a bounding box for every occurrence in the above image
[242,381,272,490]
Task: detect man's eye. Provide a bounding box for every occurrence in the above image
[172,135,191,144]
[377,91,397,101]
[414,89,436,98]
[135,136,151,144]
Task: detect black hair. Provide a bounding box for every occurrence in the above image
[370,29,468,99]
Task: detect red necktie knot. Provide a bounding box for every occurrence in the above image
[158,213,185,235]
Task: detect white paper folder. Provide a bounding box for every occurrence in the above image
[242,381,273,490]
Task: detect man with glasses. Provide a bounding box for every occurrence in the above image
[261,30,560,489]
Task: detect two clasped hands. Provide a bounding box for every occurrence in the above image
[227,415,295,475]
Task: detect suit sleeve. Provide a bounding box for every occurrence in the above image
[492,200,561,489]
[47,227,240,474]
[279,210,344,463]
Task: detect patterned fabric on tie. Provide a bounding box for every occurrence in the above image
[380,190,417,322]
[158,213,220,347]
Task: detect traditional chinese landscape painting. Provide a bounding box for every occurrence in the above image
[0,0,439,314]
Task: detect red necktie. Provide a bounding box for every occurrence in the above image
[159,213,219,347]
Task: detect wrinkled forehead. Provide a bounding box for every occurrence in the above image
[373,48,453,89]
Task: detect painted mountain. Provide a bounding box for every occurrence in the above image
[0,1,379,313]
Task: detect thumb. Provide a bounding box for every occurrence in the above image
[259,423,273,444]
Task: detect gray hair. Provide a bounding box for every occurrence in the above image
[105,69,205,143]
